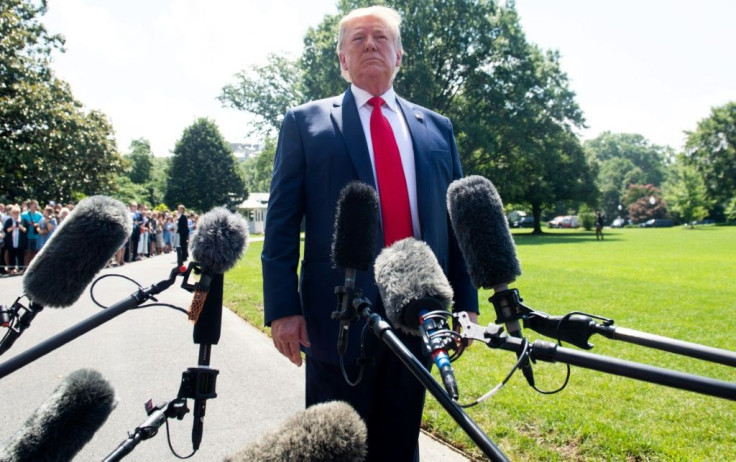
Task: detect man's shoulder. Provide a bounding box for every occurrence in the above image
[396,96,449,121]
[291,94,344,114]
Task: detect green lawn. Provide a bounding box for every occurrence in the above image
[224,227,736,461]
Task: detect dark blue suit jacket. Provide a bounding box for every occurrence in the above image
[262,88,478,365]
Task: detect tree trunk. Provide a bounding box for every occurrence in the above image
[531,201,544,234]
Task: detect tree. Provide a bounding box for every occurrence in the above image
[241,137,276,193]
[585,132,669,184]
[164,118,247,212]
[125,138,154,184]
[0,0,123,203]
[220,0,597,234]
[725,197,736,222]
[683,102,736,209]
[663,157,713,227]
[218,54,304,136]
[624,184,668,224]
[584,132,670,223]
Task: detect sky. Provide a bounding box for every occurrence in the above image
[42,0,735,157]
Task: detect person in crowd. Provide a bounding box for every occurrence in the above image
[176,205,189,266]
[261,6,478,461]
[4,206,27,275]
[20,199,43,267]
[163,214,173,253]
[127,201,142,262]
[154,212,165,255]
[138,206,151,259]
[36,205,58,249]
[58,207,70,222]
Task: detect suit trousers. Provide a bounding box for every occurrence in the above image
[306,328,431,462]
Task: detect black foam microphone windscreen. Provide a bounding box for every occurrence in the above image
[446,175,521,289]
[22,195,131,308]
[188,207,248,345]
[373,238,454,336]
[189,207,249,275]
[0,369,116,462]
[223,401,367,462]
[331,181,380,271]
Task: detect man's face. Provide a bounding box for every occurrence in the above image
[339,16,401,93]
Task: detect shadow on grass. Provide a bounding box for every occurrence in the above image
[511,230,622,246]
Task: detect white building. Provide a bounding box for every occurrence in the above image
[238,193,269,234]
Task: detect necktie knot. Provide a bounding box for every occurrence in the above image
[368,96,385,110]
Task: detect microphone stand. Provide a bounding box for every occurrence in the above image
[351,297,509,462]
[105,266,221,460]
[0,266,184,379]
[455,313,736,401]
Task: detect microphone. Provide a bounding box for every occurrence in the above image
[187,207,249,345]
[1,196,131,355]
[374,238,459,400]
[223,401,367,462]
[0,369,116,462]
[23,195,132,308]
[447,175,534,385]
[330,182,380,356]
[184,207,248,451]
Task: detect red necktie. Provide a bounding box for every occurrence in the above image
[368,96,413,247]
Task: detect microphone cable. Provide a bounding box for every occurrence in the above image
[457,338,531,408]
[89,273,188,314]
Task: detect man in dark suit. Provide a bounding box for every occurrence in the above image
[177,204,189,266]
[262,6,478,461]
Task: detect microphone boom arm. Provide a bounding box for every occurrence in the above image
[0,266,185,379]
[455,312,736,401]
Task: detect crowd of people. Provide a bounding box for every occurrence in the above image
[1,199,70,275]
[113,201,197,268]
[0,198,197,275]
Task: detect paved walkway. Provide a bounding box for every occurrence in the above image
[0,254,469,461]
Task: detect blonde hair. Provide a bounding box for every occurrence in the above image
[336,5,403,82]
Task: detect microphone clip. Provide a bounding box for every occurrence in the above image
[489,288,530,325]
[177,366,219,403]
[332,287,373,321]
[180,262,211,293]
[0,297,44,356]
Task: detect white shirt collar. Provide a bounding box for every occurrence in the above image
[351,85,399,113]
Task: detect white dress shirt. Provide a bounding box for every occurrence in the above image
[351,84,420,239]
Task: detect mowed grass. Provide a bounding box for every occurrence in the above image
[224,227,736,461]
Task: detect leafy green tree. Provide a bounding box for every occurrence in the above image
[218,54,303,136]
[125,138,154,184]
[624,184,668,224]
[663,157,713,227]
[241,137,276,193]
[578,203,595,231]
[683,102,736,208]
[0,0,123,203]
[725,197,736,223]
[584,132,670,222]
[165,118,247,212]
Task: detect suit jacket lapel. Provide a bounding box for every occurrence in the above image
[331,89,376,188]
[397,97,431,235]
